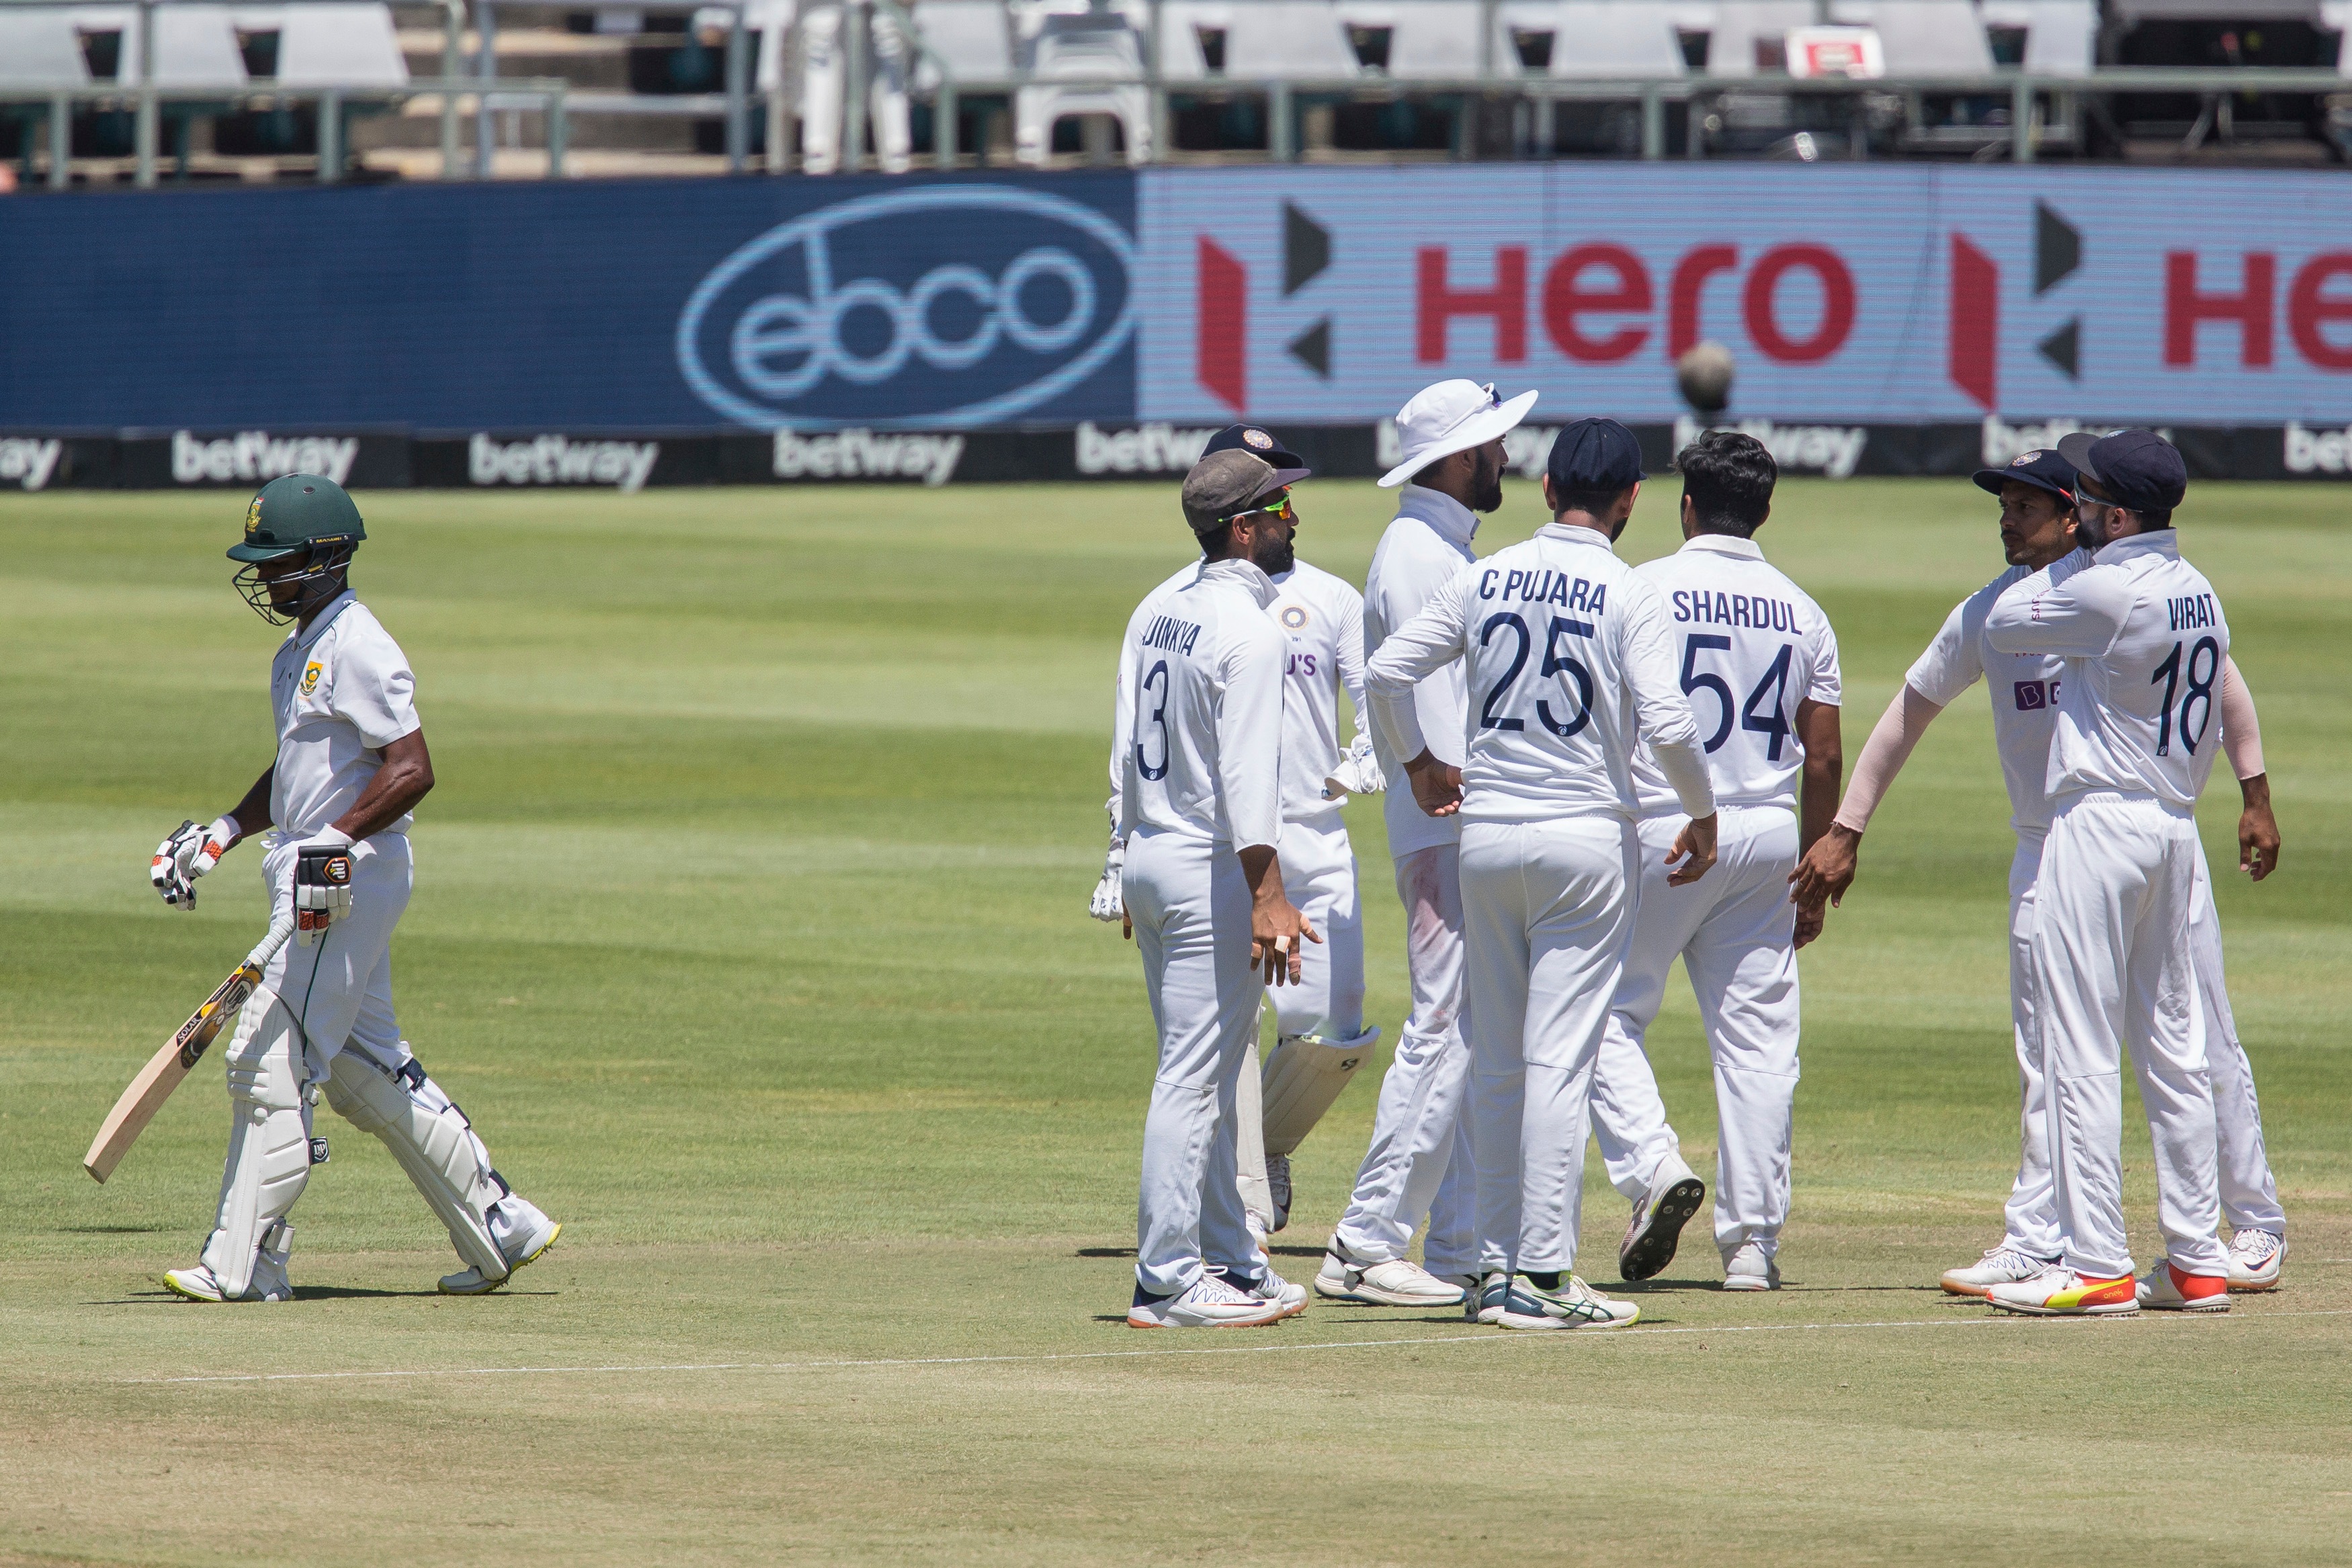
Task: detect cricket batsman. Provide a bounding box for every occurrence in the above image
[1093,427,1384,1239]
[1792,444,2287,1299]
[1111,449,1317,1329]
[149,475,560,1301]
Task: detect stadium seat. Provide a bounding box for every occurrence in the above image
[905,0,1017,87]
[0,8,88,181]
[73,3,250,85]
[266,3,409,86]
[1015,6,1152,162]
[1158,1,1361,81]
[1497,0,1687,75]
[1699,0,1819,73]
[1826,1,1993,73]
[1332,1,1485,78]
[1977,0,2097,74]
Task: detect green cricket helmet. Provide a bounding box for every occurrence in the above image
[230,474,365,624]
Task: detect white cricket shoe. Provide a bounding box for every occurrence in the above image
[1312,1237,1468,1307]
[1618,1152,1706,1282]
[1127,1273,1289,1329]
[1216,1264,1308,1319]
[2227,1229,2285,1293]
[2135,1256,2230,1313]
[162,1261,292,1303]
[1266,1153,1293,1233]
[1469,1272,1640,1330]
[1986,1266,2138,1316]
[1940,1244,2060,1299]
[439,1210,562,1296]
[1721,1241,1781,1291]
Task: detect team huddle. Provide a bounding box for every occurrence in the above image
[1095,381,2286,1330]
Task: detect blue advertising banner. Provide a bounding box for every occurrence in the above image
[0,172,1137,432]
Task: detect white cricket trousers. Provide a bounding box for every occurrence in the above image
[259,833,415,1080]
[1234,815,1364,1223]
[2031,791,2224,1280]
[1124,826,1266,1298]
[1331,844,1476,1275]
[1590,807,1801,1260]
[1460,816,1638,1276]
[2003,831,2283,1257]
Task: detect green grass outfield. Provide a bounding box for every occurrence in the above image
[1,477,2347,1566]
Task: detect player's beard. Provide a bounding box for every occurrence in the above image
[1470,450,1506,513]
[1252,531,1296,577]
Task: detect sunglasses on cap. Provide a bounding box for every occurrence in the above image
[1218,490,1296,527]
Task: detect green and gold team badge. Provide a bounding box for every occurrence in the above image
[300,661,323,696]
[245,495,263,539]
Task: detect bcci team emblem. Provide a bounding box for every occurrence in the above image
[2012,451,2044,466]
[245,496,263,538]
[300,661,323,696]
[1280,605,1308,629]
[1244,428,1275,451]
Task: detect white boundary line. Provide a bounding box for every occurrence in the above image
[122,1307,2352,1387]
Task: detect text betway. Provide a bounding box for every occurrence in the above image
[173,431,357,486]
[0,437,62,491]
[772,428,964,486]
[469,435,659,492]
[1077,422,1216,475]
[1673,417,1866,479]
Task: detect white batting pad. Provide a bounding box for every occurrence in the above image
[325,1051,509,1280]
[196,989,312,1299]
[1261,1028,1380,1156]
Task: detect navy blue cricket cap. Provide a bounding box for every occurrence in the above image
[1200,424,1310,488]
[2056,429,2187,513]
[1972,447,2078,506]
[1546,418,1646,492]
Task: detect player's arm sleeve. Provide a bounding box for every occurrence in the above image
[1621,580,1715,819]
[1831,683,1945,834]
[2219,655,2265,782]
[1984,562,2131,657]
[1337,587,1370,742]
[1363,569,1472,767]
[330,629,423,748]
[1218,620,1286,851]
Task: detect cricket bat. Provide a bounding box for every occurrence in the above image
[84,914,295,1184]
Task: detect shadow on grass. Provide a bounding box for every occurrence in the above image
[57,1223,169,1234]
[95,1285,556,1305]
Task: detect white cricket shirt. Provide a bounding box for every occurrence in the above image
[269,592,422,838]
[1986,531,2230,810]
[1268,560,1370,826]
[1363,486,1480,857]
[1366,522,1716,825]
[1904,551,2089,835]
[1112,558,1287,849]
[1630,533,1842,819]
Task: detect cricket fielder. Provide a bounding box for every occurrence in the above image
[1114,448,1317,1329]
[1792,447,2287,1297]
[1584,430,1843,1291]
[1976,430,2234,1316]
[1314,379,1535,1310]
[150,475,559,1301]
[1091,427,1383,1238]
[1367,418,1720,1330]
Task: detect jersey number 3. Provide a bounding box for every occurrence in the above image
[1136,659,1171,781]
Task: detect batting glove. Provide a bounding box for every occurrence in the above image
[1089,840,1126,923]
[1322,735,1387,799]
[151,814,240,910]
[292,828,357,947]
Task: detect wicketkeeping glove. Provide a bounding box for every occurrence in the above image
[151,814,241,910]
[293,829,357,947]
[1322,734,1388,799]
[1089,839,1126,923]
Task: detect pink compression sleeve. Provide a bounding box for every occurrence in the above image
[2220,656,2264,781]
[1831,683,1945,834]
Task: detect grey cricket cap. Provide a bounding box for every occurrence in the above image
[1181,447,1288,533]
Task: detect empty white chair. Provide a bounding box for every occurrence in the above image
[1827,0,1993,73]
[1515,0,1687,75]
[77,3,250,86]
[1159,0,1358,80]
[1015,7,1150,161]
[907,0,1015,87]
[0,9,93,88]
[267,3,408,85]
[1698,0,1817,74]
[1979,0,2096,74]
[800,1,914,171]
[1335,1,1482,77]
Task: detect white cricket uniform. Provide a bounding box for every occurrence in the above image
[196,592,545,1295]
[1330,486,1483,1277]
[1906,556,2283,1254]
[1369,523,1716,1275]
[1114,557,1288,1299]
[1589,535,1841,1262]
[1986,530,2230,1279]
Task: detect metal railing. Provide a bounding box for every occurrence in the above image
[6,0,2351,183]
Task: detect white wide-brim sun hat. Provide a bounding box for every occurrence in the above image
[1378,380,1541,488]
